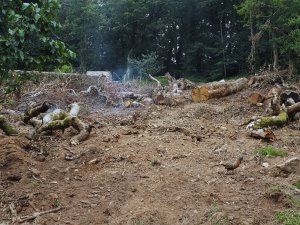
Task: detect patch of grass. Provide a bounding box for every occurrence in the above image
[275,210,300,225]
[255,146,287,157]
[271,183,300,225]
[294,178,300,190]
[207,202,230,225]
[53,198,61,208]
[130,219,145,225]
[155,76,169,86]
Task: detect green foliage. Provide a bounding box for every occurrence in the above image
[275,210,300,225]
[294,179,300,190]
[255,146,287,157]
[130,219,145,225]
[55,64,73,73]
[58,0,249,80]
[237,0,300,74]
[0,0,75,92]
[207,202,230,225]
[127,52,163,80]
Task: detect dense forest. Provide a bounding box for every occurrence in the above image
[1,0,300,82]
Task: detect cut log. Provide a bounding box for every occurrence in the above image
[192,78,248,101]
[0,115,18,135]
[248,92,265,105]
[287,102,300,116]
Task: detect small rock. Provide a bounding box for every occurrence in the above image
[141,97,153,105]
[270,157,300,177]
[262,162,269,168]
[87,158,99,165]
[30,168,40,176]
[49,193,59,200]
[220,126,227,131]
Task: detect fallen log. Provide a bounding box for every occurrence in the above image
[0,115,18,135]
[253,111,288,129]
[192,78,248,101]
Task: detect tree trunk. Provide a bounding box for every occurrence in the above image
[272,41,278,71]
[192,78,248,101]
[248,12,255,73]
[220,19,227,77]
[288,50,296,77]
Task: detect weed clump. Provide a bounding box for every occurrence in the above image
[255,146,287,157]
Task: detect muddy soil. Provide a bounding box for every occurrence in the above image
[0,86,300,225]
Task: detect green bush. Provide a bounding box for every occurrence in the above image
[255,146,287,157]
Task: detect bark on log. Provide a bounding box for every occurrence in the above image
[192,78,248,101]
[253,111,288,129]
[287,102,300,116]
[0,115,18,135]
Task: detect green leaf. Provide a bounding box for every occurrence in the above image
[19,51,24,61]
[22,3,30,10]
[34,13,40,21]
[8,29,15,36]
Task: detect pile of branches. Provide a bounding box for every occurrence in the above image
[247,85,300,140]
[148,73,195,106]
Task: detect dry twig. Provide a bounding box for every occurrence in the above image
[18,206,62,223]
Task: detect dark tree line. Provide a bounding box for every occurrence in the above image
[1,0,300,83]
[58,0,252,80]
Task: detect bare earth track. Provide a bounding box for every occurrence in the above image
[1,85,300,225]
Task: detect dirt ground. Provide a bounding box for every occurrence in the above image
[0,82,300,225]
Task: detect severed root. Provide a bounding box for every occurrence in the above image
[18,206,62,223]
[27,102,92,144]
[37,116,76,134]
[0,115,18,135]
[23,102,55,123]
[70,117,93,145]
[37,103,91,145]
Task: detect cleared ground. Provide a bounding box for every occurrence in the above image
[0,83,299,225]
